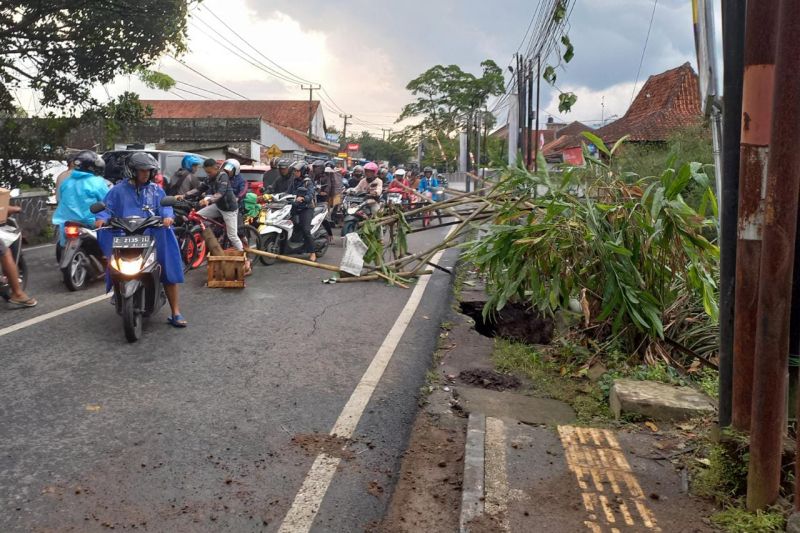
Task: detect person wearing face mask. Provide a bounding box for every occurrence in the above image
[351,161,383,218]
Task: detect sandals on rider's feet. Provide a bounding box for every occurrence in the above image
[8,296,37,308]
[167,314,188,328]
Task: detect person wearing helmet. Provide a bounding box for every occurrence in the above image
[351,161,383,217]
[52,150,111,246]
[268,158,292,194]
[346,164,364,189]
[54,152,79,203]
[180,158,244,255]
[286,162,318,261]
[167,154,204,196]
[96,152,187,326]
[387,167,410,198]
[222,158,247,204]
[378,167,389,184]
[418,166,439,194]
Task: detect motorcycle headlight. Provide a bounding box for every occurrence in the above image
[347,207,358,214]
[112,252,155,275]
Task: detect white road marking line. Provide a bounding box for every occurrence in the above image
[0,293,110,338]
[278,232,454,533]
[24,243,55,251]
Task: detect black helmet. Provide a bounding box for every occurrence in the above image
[126,152,159,182]
[324,161,335,169]
[352,164,364,177]
[74,150,104,175]
[311,159,326,168]
[277,158,290,169]
[291,161,308,175]
[423,166,433,173]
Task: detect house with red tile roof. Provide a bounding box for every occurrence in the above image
[545,63,701,165]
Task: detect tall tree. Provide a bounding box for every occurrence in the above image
[398,61,504,165]
[0,0,193,188]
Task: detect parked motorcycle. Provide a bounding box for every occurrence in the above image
[0,189,27,301]
[257,193,329,266]
[90,198,172,343]
[59,222,105,290]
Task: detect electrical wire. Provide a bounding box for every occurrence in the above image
[630,0,659,104]
[171,86,211,99]
[174,80,233,100]
[165,54,250,100]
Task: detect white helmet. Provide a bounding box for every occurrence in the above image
[222,158,241,176]
[394,168,406,176]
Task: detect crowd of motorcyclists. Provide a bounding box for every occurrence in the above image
[1,149,446,338]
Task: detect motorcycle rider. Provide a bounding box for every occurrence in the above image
[95,153,187,327]
[286,161,318,261]
[54,152,78,203]
[346,164,364,189]
[419,166,441,200]
[52,150,110,249]
[180,158,244,252]
[351,161,383,218]
[167,154,204,196]
[387,168,410,198]
[379,167,390,184]
[270,159,292,194]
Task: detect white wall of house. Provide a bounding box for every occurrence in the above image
[259,121,303,152]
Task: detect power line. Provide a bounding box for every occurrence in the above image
[175,80,238,100]
[166,54,250,100]
[630,0,659,104]
[171,86,211,99]
[169,90,187,100]
[198,4,313,85]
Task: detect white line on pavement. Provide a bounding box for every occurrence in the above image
[0,293,110,338]
[24,243,55,251]
[277,231,454,533]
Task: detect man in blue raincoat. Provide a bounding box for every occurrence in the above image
[95,152,188,327]
[51,150,110,246]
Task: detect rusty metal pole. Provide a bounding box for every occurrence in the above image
[747,0,800,511]
[731,0,779,432]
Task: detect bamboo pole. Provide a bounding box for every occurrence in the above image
[332,270,433,283]
[244,247,341,273]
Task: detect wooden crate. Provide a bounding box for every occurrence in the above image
[207,249,246,288]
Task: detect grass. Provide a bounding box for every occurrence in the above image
[710,507,785,533]
[691,443,748,504]
[492,338,611,425]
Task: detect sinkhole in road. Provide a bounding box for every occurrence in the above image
[458,300,555,345]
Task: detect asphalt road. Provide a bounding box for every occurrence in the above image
[1,225,457,532]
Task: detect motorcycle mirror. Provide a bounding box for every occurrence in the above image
[89,202,106,214]
[160,196,177,207]
[9,188,20,198]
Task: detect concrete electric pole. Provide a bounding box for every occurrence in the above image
[301,84,321,140]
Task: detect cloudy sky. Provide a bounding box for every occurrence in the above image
[20,0,709,135]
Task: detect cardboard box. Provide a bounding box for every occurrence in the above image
[0,188,9,224]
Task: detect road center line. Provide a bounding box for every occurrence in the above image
[0,293,110,338]
[278,234,453,533]
[24,243,55,251]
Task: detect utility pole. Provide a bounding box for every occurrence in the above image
[717,0,746,428]
[533,56,541,171]
[526,58,534,169]
[339,113,352,148]
[381,128,392,141]
[508,92,519,167]
[747,0,800,510]
[601,96,605,126]
[732,0,779,433]
[301,84,321,140]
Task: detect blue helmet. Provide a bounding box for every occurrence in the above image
[181,154,204,171]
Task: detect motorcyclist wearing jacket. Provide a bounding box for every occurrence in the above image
[351,161,383,218]
[95,152,187,327]
[270,159,292,194]
[167,155,203,196]
[52,150,111,246]
[179,158,243,253]
[286,161,318,261]
[387,168,410,199]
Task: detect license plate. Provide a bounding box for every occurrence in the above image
[113,235,152,248]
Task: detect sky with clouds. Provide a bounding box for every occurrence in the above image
[19,0,710,135]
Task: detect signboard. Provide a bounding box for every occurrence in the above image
[326,133,340,143]
[337,152,348,158]
[346,143,360,152]
[266,144,282,159]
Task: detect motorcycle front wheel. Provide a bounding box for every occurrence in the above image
[64,250,89,291]
[241,224,260,263]
[258,234,279,266]
[122,293,142,343]
[342,220,357,237]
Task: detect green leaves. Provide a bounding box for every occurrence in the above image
[561,36,575,63]
[558,92,578,113]
[543,66,558,85]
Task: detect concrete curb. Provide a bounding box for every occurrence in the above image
[459,412,486,533]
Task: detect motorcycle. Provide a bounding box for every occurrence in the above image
[341,191,385,237]
[59,222,105,291]
[0,189,27,302]
[256,193,329,266]
[171,198,207,271]
[90,198,173,343]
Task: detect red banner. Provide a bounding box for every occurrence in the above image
[346,143,360,151]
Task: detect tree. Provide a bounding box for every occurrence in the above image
[398,60,505,165]
[0,1,193,187]
[0,0,190,114]
[345,131,413,166]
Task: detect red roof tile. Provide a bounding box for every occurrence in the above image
[593,63,701,144]
[141,100,321,132]
[542,122,594,155]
